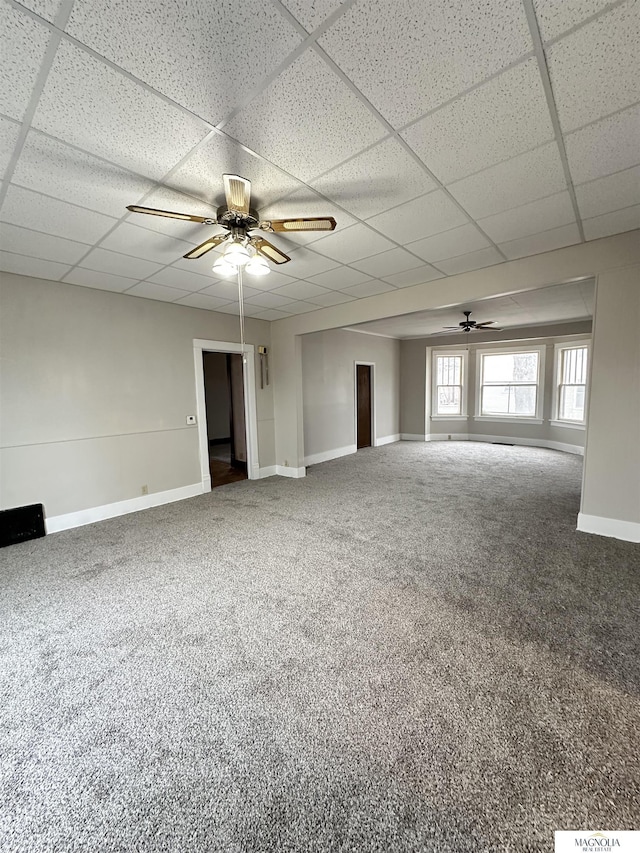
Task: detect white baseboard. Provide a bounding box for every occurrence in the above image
[46,482,205,534]
[258,466,277,479]
[275,465,306,478]
[426,433,469,442]
[304,445,356,466]
[375,434,400,447]
[424,433,583,455]
[577,513,640,542]
[400,433,426,441]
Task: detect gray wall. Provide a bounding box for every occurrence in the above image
[0,273,274,518]
[203,352,230,441]
[302,328,400,461]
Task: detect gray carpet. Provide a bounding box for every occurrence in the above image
[1,442,639,853]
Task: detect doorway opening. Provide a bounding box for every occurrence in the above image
[356,362,374,449]
[203,352,247,488]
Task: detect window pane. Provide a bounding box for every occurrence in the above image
[437,385,461,414]
[482,385,510,414]
[483,352,538,383]
[482,384,536,415]
[560,385,585,421]
[437,356,461,385]
[562,347,587,384]
[510,385,536,415]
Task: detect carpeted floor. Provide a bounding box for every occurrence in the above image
[1,442,639,852]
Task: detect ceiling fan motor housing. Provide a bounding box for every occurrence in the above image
[216,205,260,231]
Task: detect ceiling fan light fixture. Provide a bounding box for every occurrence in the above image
[223,240,251,268]
[212,256,238,277]
[244,255,270,276]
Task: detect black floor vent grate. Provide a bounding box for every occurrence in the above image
[0,504,46,548]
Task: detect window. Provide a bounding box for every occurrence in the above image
[432,351,467,417]
[554,344,589,424]
[478,348,543,420]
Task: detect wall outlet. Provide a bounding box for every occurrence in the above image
[141,485,148,495]
[284,460,289,467]
[448,434,452,440]
[186,415,196,425]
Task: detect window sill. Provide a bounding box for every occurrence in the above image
[431,415,468,421]
[550,420,586,430]
[474,416,544,425]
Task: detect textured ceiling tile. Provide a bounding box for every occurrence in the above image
[285,247,341,278]
[0,223,89,264]
[207,302,265,317]
[146,268,230,294]
[196,280,261,300]
[277,300,318,314]
[478,191,576,243]
[132,186,220,242]
[565,105,640,184]
[77,247,162,279]
[252,308,292,320]
[245,291,295,309]
[0,3,50,121]
[1,184,117,243]
[498,222,581,259]
[0,250,70,279]
[171,292,233,310]
[533,0,615,42]
[258,188,356,247]
[311,137,436,219]
[311,223,394,263]
[319,0,532,127]
[405,223,490,263]
[448,142,567,218]
[281,0,346,32]
[0,117,21,179]
[224,49,386,182]
[575,165,640,219]
[65,0,301,124]
[340,280,395,298]
[547,1,640,132]
[381,264,444,287]
[350,247,423,277]
[366,191,468,244]
[167,133,303,212]
[63,267,138,292]
[583,204,640,239]
[270,280,332,300]
[14,0,63,23]
[401,59,554,184]
[32,41,210,181]
[126,281,199,302]
[100,222,195,264]
[306,267,372,290]
[435,246,504,275]
[13,131,156,218]
[305,289,356,306]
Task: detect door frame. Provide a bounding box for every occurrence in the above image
[354,361,376,448]
[194,339,259,491]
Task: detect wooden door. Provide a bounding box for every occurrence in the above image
[356,364,372,449]
[227,354,247,472]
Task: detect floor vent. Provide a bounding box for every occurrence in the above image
[0,504,46,548]
[492,442,514,446]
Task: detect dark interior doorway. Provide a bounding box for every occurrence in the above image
[356,364,372,449]
[202,352,247,488]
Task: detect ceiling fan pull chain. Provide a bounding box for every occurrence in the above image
[237,265,246,366]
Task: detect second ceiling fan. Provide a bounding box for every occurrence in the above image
[127,174,337,277]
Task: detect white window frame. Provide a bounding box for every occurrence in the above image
[550,340,590,430]
[475,344,545,424]
[431,349,469,420]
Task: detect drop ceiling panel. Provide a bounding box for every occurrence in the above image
[401,59,554,184]
[172,292,234,310]
[65,0,302,124]
[436,246,504,276]
[0,250,70,279]
[406,223,490,264]
[351,247,423,277]
[478,191,576,244]
[146,268,233,294]
[63,267,137,292]
[382,265,444,288]
[281,0,346,32]
[341,280,395,298]
[14,1,64,22]
[533,0,615,42]
[575,166,640,219]
[245,291,295,309]
[270,280,333,300]
[32,41,210,181]
[311,223,394,264]
[277,300,318,314]
[77,247,163,279]
[0,118,20,178]
[209,302,265,317]
[253,308,291,321]
[1,184,117,243]
[284,247,340,279]
[196,280,262,301]
[126,281,200,303]
[448,142,567,219]
[100,222,196,264]
[0,3,50,121]
[565,105,640,184]
[305,289,356,306]
[583,205,640,240]
[318,0,532,128]
[310,137,436,220]
[12,131,157,218]
[0,223,89,264]
[305,266,372,290]
[224,49,387,182]
[366,191,468,245]
[498,223,581,260]
[546,2,640,133]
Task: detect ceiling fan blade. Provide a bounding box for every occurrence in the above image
[254,237,291,265]
[442,326,462,329]
[126,204,211,223]
[260,217,337,233]
[223,174,251,215]
[183,233,228,259]
[475,321,496,327]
